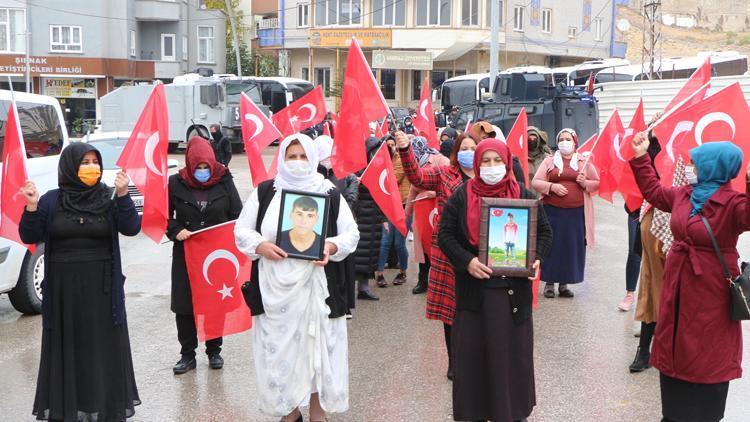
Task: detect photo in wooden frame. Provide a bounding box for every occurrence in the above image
[478,198,538,278]
[276,189,331,260]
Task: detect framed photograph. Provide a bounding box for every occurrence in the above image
[478,198,538,278]
[276,190,331,260]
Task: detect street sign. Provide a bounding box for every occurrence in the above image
[371,50,433,70]
[310,29,392,48]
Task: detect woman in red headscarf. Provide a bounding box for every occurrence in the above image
[167,137,243,374]
[438,139,553,422]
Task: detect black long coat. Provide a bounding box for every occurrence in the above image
[167,173,243,315]
[352,137,387,276]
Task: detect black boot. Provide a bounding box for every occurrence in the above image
[209,353,224,369]
[173,355,196,375]
[629,322,656,373]
[413,263,429,294]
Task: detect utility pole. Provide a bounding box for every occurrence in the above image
[25,5,30,92]
[225,0,242,76]
[643,1,661,80]
[489,0,500,92]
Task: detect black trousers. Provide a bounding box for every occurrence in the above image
[175,314,223,358]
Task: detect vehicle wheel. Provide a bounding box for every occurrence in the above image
[168,143,179,153]
[231,142,244,153]
[8,244,44,315]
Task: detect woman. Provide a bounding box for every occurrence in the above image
[630,137,748,422]
[532,128,600,298]
[235,133,359,422]
[167,137,243,374]
[20,143,141,421]
[527,126,552,184]
[438,139,552,422]
[396,130,479,379]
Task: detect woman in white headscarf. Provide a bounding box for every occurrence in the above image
[235,133,360,422]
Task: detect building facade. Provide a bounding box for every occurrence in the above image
[0,0,226,134]
[249,0,615,108]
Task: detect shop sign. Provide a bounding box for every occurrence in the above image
[372,50,433,70]
[310,29,392,48]
[42,78,97,98]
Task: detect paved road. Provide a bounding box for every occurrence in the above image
[1,151,749,421]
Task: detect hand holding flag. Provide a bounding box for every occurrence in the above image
[360,144,407,235]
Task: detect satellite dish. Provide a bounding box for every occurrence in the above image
[617,19,631,32]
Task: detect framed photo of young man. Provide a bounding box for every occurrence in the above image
[478,198,538,278]
[276,190,331,260]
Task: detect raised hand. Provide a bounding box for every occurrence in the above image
[20,180,39,210]
[632,131,649,158]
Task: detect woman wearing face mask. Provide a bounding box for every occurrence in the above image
[630,136,750,422]
[438,139,552,422]
[235,134,359,422]
[532,128,600,298]
[167,137,243,374]
[527,126,552,184]
[396,130,479,379]
[20,143,141,421]
[402,116,416,135]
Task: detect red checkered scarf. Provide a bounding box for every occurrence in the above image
[640,157,687,254]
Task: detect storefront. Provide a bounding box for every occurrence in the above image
[41,77,99,135]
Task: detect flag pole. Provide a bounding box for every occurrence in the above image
[360,141,386,178]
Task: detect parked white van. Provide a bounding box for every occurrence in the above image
[0,90,68,314]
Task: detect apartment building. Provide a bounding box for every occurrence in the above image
[248,0,618,108]
[0,0,226,132]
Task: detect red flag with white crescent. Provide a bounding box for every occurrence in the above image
[183,221,252,342]
[240,92,281,186]
[413,77,438,149]
[361,144,407,235]
[374,118,389,138]
[0,103,35,252]
[619,99,647,211]
[588,109,626,203]
[663,57,712,116]
[116,83,169,244]
[505,109,529,186]
[413,197,437,255]
[272,85,327,137]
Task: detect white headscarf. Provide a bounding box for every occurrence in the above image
[553,128,579,175]
[274,133,333,194]
[315,135,334,161]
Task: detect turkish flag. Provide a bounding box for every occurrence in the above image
[585,72,595,96]
[183,221,252,341]
[272,85,327,137]
[652,82,750,191]
[116,83,169,244]
[663,57,711,115]
[413,197,437,254]
[361,144,407,235]
[332,38,389,178]
[505,109,529,186]
[374,118,389,138]
[0,104,35,252]
[577,133,598,155]
[240,92,281,186]
[588,109,626,203]
[620,99,647,211]
[413,77,438,149]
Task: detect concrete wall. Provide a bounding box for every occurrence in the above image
[632,0,750,32]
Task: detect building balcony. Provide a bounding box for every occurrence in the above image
[252,0,278,16]
[258,28,283,48]
[257,18,279,30]
[135,0,181,21]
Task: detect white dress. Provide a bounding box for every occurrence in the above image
[235,184,360,416]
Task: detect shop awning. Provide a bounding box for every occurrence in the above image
[427,32,489,62]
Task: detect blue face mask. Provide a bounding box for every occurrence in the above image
[456,150,475,169]
[194,168,211,183]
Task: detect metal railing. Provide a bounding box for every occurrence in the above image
[257,18,279,30]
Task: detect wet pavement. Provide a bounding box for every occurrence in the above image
[1,151,749,421]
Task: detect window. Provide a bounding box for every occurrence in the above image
[182,35,188,60]
[416,0,451,26]
[541,8,551,33]
[301,67,310,81]
[198,26,215,63]
[297,3,310,27]
[568,26,577,38]
[412,70,422,100]
[462,0,479,26]
[161,33,175,61]
[0,100,64,161]
[50,25,82,53]
[129,30,136,57]
[373,0,405,26]
[513,6,524,31]
[379,69,396,100]
[315,67,331,96]
[0,9,25,53]
[594,17,603,41]
[485,0,503,28]
[315,0,361,26]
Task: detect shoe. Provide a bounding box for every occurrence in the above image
[558,285,574,298]
[629,346,651,372]
[208,354,224,369]
[279,410,303,422]
[618,292,635,312]
[393,272,407,286]
[446,367,454,381]
[412,282,428,294]
[173,356,196,375]
[376,274,388,288]
[543,284,555,298]
[345,311,353,320]
[357,291,380,301]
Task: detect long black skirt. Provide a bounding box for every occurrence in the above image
[541,205,586,284]
[452,288,535,422]
[660,373,729,422]
[32,259,140,421]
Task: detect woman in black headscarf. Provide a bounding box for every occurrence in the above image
[20,142,142,421]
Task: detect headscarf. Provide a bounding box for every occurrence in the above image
[470,121,496,139]
[688,141,743,216]
[58,142,112,221]
[527,126,551,158]
[178,137,227,189]
[553,128,579,175]
[440,128,458,157]
[210,124,222,143]
[411,136,439,167]
[275,133,332,194]
[315,135,334,161]
[466,139,521,247]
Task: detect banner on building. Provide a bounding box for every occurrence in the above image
[41,78,97,98]
[310,29,392,48]
[530,0,541,26]
[582,0,593,31]
[372,50,432,70]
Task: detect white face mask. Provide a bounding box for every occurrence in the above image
[480,164,507,185]
[558,140,575,155]
[285,159,310,177]
[685,165,698,185]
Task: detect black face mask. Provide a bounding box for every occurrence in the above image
[528,140,538,151]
